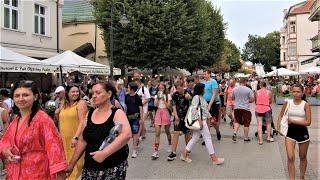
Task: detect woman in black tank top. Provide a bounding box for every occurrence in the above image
[65,81,132,180]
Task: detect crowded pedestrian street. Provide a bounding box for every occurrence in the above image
[127,104,319,179]
[1,0,320,179]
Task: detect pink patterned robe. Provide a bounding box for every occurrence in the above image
[0,110,68,179]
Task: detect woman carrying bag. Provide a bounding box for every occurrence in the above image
[180,83,224,165]
[277,84,312,180]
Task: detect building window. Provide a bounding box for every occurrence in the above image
[34,4,46,35]
[282,36,285,45]
[289,21,296,33]
[3,0,19,30]
[288,43,297,56]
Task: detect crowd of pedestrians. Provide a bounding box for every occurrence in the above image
[0,70,315,179]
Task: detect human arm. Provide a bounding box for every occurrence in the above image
[70,100,88,148]
[90,109,132,163]
[208,88,217,110]
[268,90,273,105]
[40,112,68,176]
[249,90,255,103]
[288,102,311,126]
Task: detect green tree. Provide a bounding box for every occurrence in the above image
[92,0,225,73]
[224,39,241,72]
[241,31,280,71]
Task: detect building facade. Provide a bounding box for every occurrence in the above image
[307,0,320,66]
[280,0,318,72]
[0,0,63,59]
[61,0,107,66]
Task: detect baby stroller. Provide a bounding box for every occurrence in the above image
[255,114,278,138]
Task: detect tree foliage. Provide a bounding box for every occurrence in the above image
[241,31,280,71]
[91,0,225,73]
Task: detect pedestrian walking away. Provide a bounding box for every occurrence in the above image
[232,78,254,142]
[255,81,274,145]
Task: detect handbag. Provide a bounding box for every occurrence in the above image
[185,96,202,130]
[279,100,290,136]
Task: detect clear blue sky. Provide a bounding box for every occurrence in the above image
[211,0,303,50]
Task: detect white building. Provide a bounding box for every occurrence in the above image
[0,0,63,59]
[280,0,318,72]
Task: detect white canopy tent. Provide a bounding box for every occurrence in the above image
[265,68,299,77]
[301,66,320,74]
[0,46,55,73]
[42,50,120,75]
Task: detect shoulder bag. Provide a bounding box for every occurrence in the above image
[279,100,290,136]
[185,96,202,130]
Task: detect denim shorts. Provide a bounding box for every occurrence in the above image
[255,110,272,119]
[129,119,140,134]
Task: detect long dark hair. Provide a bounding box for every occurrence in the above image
[194,83,205,96]
[64,84,81,107]
[12,80,41,126]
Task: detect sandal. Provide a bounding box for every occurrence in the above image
[258,142,263,145]
[267,138,274,143]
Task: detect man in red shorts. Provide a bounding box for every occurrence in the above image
[232,78,254,141]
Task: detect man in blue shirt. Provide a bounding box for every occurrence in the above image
[202,70,221,140]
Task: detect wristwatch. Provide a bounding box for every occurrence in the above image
[73,137,79,141]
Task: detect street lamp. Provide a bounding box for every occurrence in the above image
[109,2,129,79]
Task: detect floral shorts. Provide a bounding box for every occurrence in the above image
[81,160,128,180]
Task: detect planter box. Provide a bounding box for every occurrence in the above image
[275,96,320,106]
[306,97,320,106]
[275,96,292,105]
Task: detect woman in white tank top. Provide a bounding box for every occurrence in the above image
[277,84,312,180]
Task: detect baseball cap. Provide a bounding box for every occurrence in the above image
[55,86,65,94]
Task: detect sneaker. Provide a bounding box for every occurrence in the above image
[232,133,236,142]
[180,155,192,163]
[217,132,221,140]
[131,150,137,158]
[151,151,159,160]
[138,136,144,142]
[212,158,224,165]
[244,138,251,142]
[167,152,177,161]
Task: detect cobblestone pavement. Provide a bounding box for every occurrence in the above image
[126,104,319,179]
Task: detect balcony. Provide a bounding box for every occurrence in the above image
[309,0,320,21]
[311,33,320,52]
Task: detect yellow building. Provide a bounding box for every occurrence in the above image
[62,0,107,66]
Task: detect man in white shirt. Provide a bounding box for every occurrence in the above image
[0,89,13,112]
[134,73,150,140]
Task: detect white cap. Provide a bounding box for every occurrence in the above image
[117,79,124,85]
[55,86,65,93]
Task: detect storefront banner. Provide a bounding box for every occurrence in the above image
[0,63,57,73]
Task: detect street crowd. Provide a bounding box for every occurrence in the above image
[0,70,316,180]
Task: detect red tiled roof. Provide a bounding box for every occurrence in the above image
[291,0,314,14]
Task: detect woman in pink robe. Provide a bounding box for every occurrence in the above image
[0,80,67,179]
